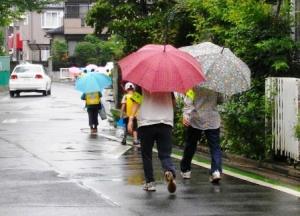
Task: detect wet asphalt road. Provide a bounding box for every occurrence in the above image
[0,82,299,216]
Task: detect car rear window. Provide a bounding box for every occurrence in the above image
[14,65,42,73]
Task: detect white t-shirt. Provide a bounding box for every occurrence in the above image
[137,90,174,128]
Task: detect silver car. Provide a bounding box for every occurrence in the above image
[9,63,52,97]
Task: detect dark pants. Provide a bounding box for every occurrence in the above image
[87,107,99,129]
[138,124,176,183]
[122,117,138,141]
[180,127,222,174]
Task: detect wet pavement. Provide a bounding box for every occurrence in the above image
[0,82,299,216]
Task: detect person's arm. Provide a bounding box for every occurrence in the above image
[182,91,195,127]
[120,95,126,118]
[171,93,176,108]
[127,101,140,134]
[120,103,126,118]
[81,93,86,100]
[127,86,142,134]
[217,93,224,105]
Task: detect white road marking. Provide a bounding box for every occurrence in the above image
[2,119,17,123]
[2,118,47,123]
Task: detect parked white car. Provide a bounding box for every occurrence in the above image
[9,63,52,97]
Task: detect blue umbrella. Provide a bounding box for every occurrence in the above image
[75,72,112,93]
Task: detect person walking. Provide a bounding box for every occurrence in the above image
[81,91,102,134]
[120,82,139,146]
[128,88,177,193]
[180,86,223,183]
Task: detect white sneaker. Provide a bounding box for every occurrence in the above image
[210,170,221,183]
[143,182,156,192]
[181,171,191,179]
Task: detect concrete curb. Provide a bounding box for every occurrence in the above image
[197,145,300,181]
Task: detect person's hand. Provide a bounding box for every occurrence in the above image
[127,118,133,134]
[182,116,190,127]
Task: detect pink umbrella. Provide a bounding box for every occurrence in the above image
[86,64,98,70]
[95,66,106,73]
[69,67,81,77]
[118,44,206,93]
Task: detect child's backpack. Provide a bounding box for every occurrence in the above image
[86,92,100,105]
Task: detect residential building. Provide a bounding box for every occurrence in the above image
[8,0,95,70]
[9,3,64,66]
[47,0,95,57]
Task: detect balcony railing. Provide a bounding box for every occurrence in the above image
[65,4,92,19]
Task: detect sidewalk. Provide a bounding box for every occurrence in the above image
[193,146,300,189]
[119,134,300,192]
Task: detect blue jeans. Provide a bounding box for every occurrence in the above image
[180,127,222,174]
[138,124,176,183]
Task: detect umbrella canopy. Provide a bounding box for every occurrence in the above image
[180,42,251,96]
[69,67,82,77]
[75,72,112,93]
[118,44,206,93]
[85,64,98,71]
[95,66,107,74]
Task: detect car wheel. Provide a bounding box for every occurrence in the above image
[15,92,20,97]
[43,90,47,96]
[9,91,15,97]
[47,89,51,95]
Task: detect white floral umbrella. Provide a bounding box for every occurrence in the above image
[180,42,251,96]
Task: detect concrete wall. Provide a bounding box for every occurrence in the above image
[64,18,94,34]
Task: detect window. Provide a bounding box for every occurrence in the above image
[41,11,63,29]
[41,50,50,62]
[295,0,300,41]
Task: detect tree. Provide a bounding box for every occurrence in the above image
[0,0,61,26]
[176,0,299,159]
[86,0,182,54]
[178,0,298,78]
[74,41,97,66]
[0,30,5,55]
[51,39,68,70]
[73,34,125,66]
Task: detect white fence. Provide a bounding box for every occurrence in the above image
[266,77,300,161]
[59,68,72,80]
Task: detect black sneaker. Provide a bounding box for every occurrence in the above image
[121,138,126,145]
[165,171,176,193]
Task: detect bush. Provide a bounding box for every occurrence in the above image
[51,40,68,70]
[295,117,300,140]
[173,95,185,146]
[74,41,98,66]
[220,81,272,160]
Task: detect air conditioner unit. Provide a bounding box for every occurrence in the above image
[265,77,300,164]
